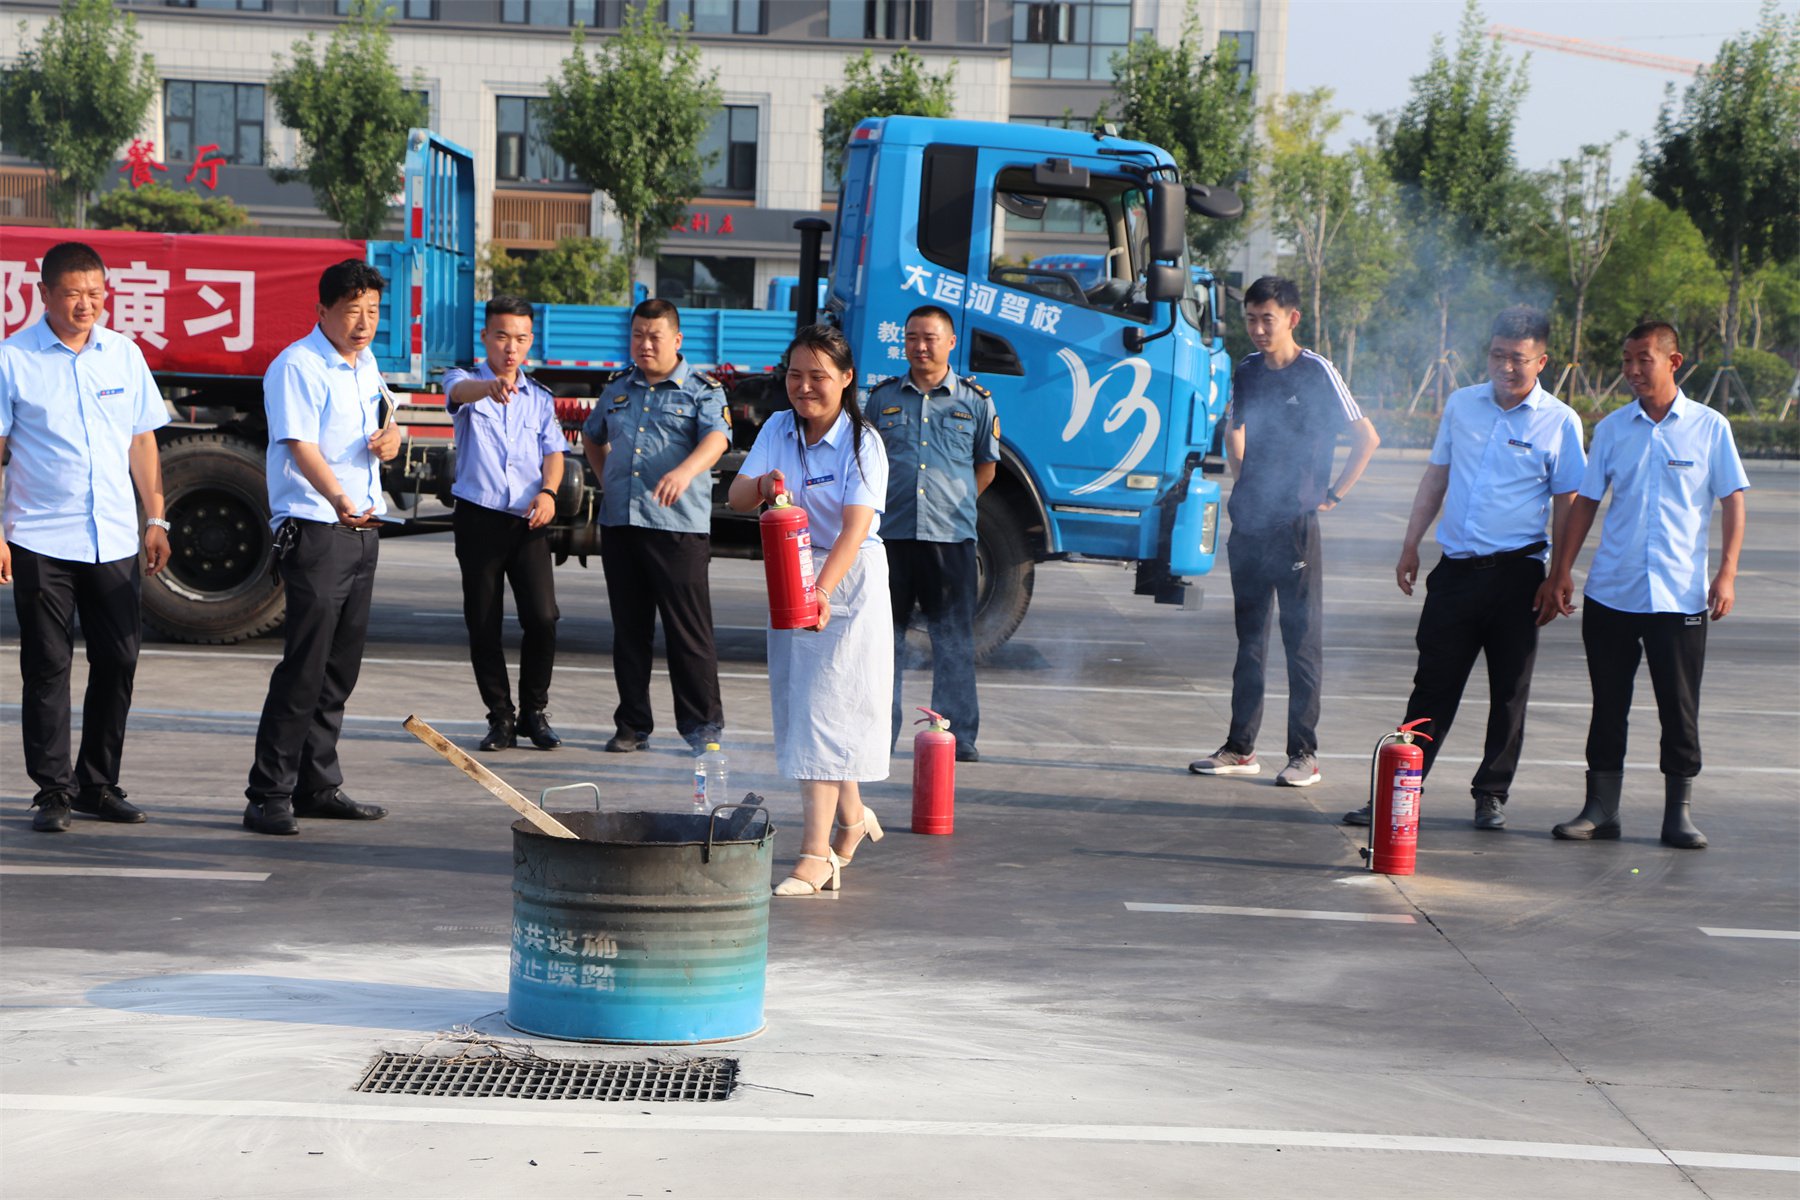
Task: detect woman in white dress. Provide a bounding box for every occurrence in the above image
[728,325,892,896]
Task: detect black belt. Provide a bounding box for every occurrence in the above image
[1445,541,1547,569]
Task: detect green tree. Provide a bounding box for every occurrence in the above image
[544,9,721,274]
[1104,19,1259,264]
[268,0,425,239]
[820,48,957,189]
[1262,88,1355,349]
[482,238,631,307]
[1538,139,1626,390]
[0,0,156,227]
[1581,181,1726,384]
[1642,1,1800,381]
[90,181,251,233]
[1378,0,1528,398]
[1321,148,1404,388]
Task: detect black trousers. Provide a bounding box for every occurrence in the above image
[598,525,722,741]
[1402,555,1545,800]
[10,545,141,794]
[887,537,979,752]
[1225,513,1323,758]
[245,521,379,803]
[1582,598,1707,777]
[453,500,559,721]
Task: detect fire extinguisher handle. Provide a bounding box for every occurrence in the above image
[914,706,948,726]
[1397,717,1434,741]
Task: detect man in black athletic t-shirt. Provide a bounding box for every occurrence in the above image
[1190,276,1380,787]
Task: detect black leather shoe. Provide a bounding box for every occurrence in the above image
[479,716,516,752]
[243,797,300,836]
[295,787,387,821]
[605,730,648,753]
[31,789,73,833]
[1341,804,1372,827]
[955,744,980,764]
[1473,794,1507,830]
[73,784,147,824]
[519,711,563,750]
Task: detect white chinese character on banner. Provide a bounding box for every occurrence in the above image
[887,344,904,360]
[1,260,45,338]
[545,929,576,955]
[109,261,170,349]
[522,959,546,981]
[997,293,1030,324]
[931,275,965,305]
[580,933,619,959]
[876,320,903,344]
[509,948,522,972]
[967,282,997,316]
[184,268,255,352]
[547,961,578,987]
[520,922,547,951]
[900,264,932,296]
[579,963,617,991]
[1028,302,1063,335]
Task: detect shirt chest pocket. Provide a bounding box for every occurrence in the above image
[321,392,373,454]
[1493,438,1548,483]
[937,417,975,457]
[649,400,692,434]
[1661,454,1708,505]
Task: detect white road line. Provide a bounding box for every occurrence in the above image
[1699,927,1800,941]
[0,1095,1791,1171]
[0,866,270,882]
[1126,902,1416,925]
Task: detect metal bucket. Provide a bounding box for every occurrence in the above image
[507,805,774,1044]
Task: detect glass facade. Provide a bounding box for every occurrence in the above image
[829,0,931,39]
[496,96,574,184]
[666,0,764,34]
[1012,0,1133,81]
[654,254,755,309]
[500,0,599,27]
[164,80,265,166]
[700,106,758,194]
[336,0,437,18]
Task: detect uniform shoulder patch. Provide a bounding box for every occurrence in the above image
[961,375,992,400]
[692,370,723,391]
[721,402,733,428]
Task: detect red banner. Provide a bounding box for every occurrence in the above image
[1,227,365,378]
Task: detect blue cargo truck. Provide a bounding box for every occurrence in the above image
[9,120,1239,654]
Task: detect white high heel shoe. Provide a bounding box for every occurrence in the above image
[832,807,884,865]
[773,851,843,896]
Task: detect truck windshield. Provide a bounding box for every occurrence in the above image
[989,168,1200,325]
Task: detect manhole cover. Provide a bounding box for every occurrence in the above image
[355,1052,737,1101]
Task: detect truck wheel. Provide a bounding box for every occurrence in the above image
[973,491,1034,663]
[143,432,285,644]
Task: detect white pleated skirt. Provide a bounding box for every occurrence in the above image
[767,544,893,782]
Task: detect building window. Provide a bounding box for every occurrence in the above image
[335,0,437,18]
[1219,30,1255,84]
[1012,0,1133,81]
[500,0,599,26]
[654,254,755,310]
[666,0,764,34]
[700,106,757,194]
[496,96,574,185]
[164,81,265,167]
[157,0,270,10]
[828,0,930,39]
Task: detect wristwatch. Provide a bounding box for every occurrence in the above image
[146,517,172,531]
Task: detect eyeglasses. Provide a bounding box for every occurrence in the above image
[1487,352,1540,369]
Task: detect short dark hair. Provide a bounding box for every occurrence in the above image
[633,298,680,330]
[40,242,107,290]
[905,304,956,332]
[484,295,534,325]
[1490,305,1550,347]
[1625,320,1680,355]
[319,259,387,307]
[1243,276,1301,310]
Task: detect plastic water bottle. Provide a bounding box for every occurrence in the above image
[693,743,728,814]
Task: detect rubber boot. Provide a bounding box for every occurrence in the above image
[1552,770,1623,840]
[1660,775,1708,849]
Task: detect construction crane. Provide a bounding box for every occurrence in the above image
[1488,24,1705,77]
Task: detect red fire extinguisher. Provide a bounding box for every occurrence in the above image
[911,707,956,835]
[1360,718,1433,876]
[759,482,818,629]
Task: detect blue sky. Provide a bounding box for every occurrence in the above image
[1285,0,1781,171]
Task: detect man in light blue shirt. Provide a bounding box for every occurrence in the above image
[1538,321,1749,849]
[243,260,402,836]
[0,242,170,832]
[581,299,730,753]
[1346,307,1585,831]
[443,296,568,753]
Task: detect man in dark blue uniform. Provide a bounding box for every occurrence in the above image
[874,304,999,763]
[582,299,730,753]
[1191,276,1379,788]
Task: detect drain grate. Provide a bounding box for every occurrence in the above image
[355,1052,737,1102]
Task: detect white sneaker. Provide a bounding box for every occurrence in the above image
[1275,755,1322,787]
[1189,747,1261,775]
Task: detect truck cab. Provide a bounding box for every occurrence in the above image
[828,117,1233,649]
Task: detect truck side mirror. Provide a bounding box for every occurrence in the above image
[1145,263,1185,303]
[1147,181,1185,261]
[1186,183,1244,221]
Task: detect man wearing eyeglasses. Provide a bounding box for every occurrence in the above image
[1345,306,1585,831]
[875,304,999,763]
